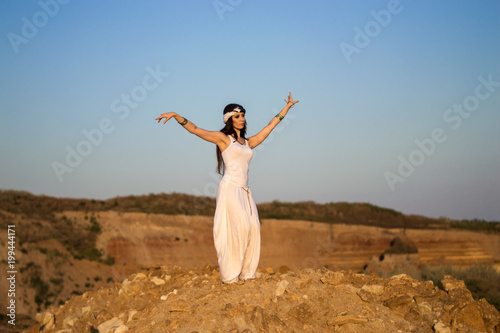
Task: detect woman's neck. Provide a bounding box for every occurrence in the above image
[233,128,241,138]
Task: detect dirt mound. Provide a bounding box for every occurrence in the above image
[28,266,500,333]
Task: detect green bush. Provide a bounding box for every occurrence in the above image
[50,278,63,286]
[89,217,101,233]
[450,219,500,233]
[81,247,102,261]
[30,275,50,311]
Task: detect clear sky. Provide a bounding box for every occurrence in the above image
[1,0,499,221]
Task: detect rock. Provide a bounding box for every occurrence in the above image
[250,306,269,330]
[357,289,375,303]
[97,317,124,333]
[441,275,474,301]
[62,314,80,328]
[361,284,384,296]
[114,325,129,333]
[120,279,141,296]
[288,302,313,324]
[127,310,138,323]
[477,298,500,332]
[441,275,467,292]
[275,280,289,297]
[264,267,274,274]
[340,284,361,295]
[118,312,127,323]
[150,276,166,286]
[36,312,55,331]
[327,314,368,326]
[81,306,92,314]
[417,302,432,315]
[391,273,412,280]
[161,289,178,301]
[455,303,487,332]
[320,271,344,285]
[384,295,414,309]
[132,273,147,281]
[433,321,451,333]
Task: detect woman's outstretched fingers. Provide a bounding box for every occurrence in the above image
[155,113,169,124]
[285,92,299,105]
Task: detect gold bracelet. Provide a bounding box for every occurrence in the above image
[275,114,284,121]
[180,118,188,126]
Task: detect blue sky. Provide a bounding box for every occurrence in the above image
[1,0,499,221]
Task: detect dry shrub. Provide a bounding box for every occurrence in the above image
[421,264,500,311]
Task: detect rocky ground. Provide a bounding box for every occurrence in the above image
[26,265,500,333]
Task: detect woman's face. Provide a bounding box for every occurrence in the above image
[231,110,246,130]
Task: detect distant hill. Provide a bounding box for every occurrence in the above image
[1,189,498,232]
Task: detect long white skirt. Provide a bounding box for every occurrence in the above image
[213,178,261,283]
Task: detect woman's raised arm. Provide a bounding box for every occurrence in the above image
[155,112,228,148]
[247,92,299,149]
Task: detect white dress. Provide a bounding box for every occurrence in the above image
[213,135,261,283]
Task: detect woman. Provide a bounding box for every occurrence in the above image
[155,92,299,283]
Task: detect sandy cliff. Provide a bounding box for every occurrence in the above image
[81,211,499,272]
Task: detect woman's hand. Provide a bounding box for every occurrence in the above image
[155,112,178,124]
[284,92,299,107]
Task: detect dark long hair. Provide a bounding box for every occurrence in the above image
[216,103,247,175]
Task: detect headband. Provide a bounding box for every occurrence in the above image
[223,108,244,123]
